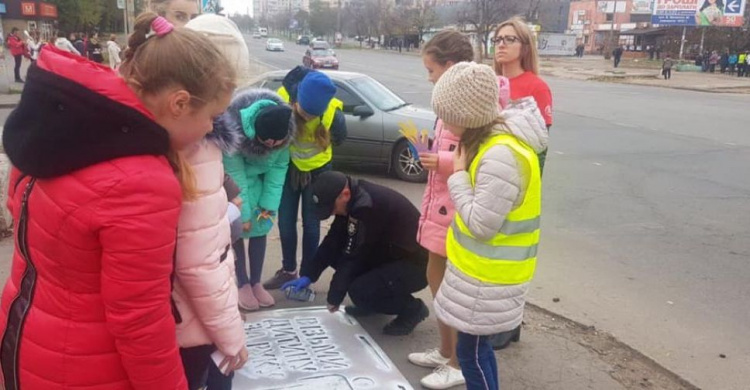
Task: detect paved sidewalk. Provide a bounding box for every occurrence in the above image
[540,55,750,93]
[0,224,696,389]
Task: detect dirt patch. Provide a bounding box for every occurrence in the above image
[525,304,699,390]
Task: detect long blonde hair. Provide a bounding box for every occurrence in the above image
[493,17,539,76]
[120,12,236,200]
[461,118,506,166]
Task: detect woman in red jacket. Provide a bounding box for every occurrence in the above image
[6,28,29,83]
[0,12,235,390]
[493,17,553,171]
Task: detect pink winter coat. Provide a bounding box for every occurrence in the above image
[172,139,246,356]
[417,76,510,257]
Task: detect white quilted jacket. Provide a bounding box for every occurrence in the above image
[434,97,548,336]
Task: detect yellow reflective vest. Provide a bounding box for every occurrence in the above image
[277,86,343,172]
[446,133,542,285]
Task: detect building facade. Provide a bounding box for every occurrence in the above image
[0,0,58,42]
[567,0,657,54]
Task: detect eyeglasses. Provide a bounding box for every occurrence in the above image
[492,35,522,46]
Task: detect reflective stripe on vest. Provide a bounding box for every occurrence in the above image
[446,133,542,285]
[277,86,343,172]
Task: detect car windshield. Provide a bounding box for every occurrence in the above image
[349,76,408,111]
[312,49,334,57]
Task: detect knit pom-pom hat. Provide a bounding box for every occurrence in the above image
[431,62,500,129]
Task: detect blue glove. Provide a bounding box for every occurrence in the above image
[281,276,311,292]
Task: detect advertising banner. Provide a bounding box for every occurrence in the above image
[652,0,746,27]
[537,33,577,56]
[631,0,654,13]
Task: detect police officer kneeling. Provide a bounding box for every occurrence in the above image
[282,171,429,335]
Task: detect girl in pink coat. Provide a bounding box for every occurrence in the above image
[409,30,510,389]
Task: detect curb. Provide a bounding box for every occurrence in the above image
[526,301,701,390]
[0,104,17,109]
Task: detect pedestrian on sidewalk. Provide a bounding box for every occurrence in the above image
[408,29,475,390]
[493,17,553,172]
[24,30,43,63]
[738,52,747,77]
[107,34,122,69]
[54,30,80,55]
[0,12,238,389]
[281,171,430,336]
[73,33,86,58]
[6,28,29,83]
[720,50,729,73]
[728,52,737,75]
[612,45,624,68]
[214,87,293,314]
[709,50,719,73]
[263,67,347,290]
[87,33,104,63]
[431,62,547,390]
[662,54,673,80]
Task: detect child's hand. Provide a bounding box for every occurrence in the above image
[453,145,468,173]
[242,222,251,232]
[419,152,439,171]
[231,196,243,208]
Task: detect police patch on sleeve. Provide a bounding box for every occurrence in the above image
[345,217,359,255]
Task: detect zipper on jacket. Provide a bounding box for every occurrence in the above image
[0,177,37,390]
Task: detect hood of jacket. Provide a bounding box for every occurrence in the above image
[497,96,549,154]
[211,87,294,158]
[3,46,170,178]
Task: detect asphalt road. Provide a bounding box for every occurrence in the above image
[246,36,750,390]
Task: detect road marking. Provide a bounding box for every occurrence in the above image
[724,142,737,146]
[554,151,565,155]
[593,162,602,166]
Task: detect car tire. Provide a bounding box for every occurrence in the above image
[391,140,427,183]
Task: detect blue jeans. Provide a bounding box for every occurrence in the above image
[233,236,267,286]
[278,164,330,272]
[457,332,499,390]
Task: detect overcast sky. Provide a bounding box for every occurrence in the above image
[222,0,252,16]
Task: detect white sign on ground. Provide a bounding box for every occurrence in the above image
[234,307,413,390]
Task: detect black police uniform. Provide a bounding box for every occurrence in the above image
[300,177,428,327]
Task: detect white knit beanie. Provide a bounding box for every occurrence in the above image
[185,15,253,87]
[431,62,500,129]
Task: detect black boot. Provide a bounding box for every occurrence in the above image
[383,298,429,336]
[15,78,24,83]
[489,325,521,350]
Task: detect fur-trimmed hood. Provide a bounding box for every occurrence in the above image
[210,88,295,157]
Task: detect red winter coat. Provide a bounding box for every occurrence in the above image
[0,47,187,389]
[6,34,26,57]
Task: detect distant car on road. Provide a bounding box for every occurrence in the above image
[310,40,330,50]
[252,32,261,39]
[251,70,435,182]
[297,35,311,45]
[303,48,339,70]
[265,38,284,52]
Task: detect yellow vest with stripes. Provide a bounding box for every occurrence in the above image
[446,134,542,285]
[277,86,343,172]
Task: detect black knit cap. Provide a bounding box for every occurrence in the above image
[254,104,292,141]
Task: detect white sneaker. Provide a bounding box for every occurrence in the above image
[407,348,450,368]
[420,365,466,390]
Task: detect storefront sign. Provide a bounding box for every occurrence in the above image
[39,2,57,18]
[20,1,36,16]
[537,33,577,56]
[652,0,746,26]
[631,0,654,14]
[233,307,412,389]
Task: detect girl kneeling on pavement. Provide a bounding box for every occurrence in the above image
[431,62,547,389]
[214,88,295,311]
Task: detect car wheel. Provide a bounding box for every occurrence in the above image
[391,140,427,183]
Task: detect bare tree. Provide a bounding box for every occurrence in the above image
[410,0,440,44]
[457,0,524,60]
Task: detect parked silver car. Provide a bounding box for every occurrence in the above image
[251,70,435,182]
